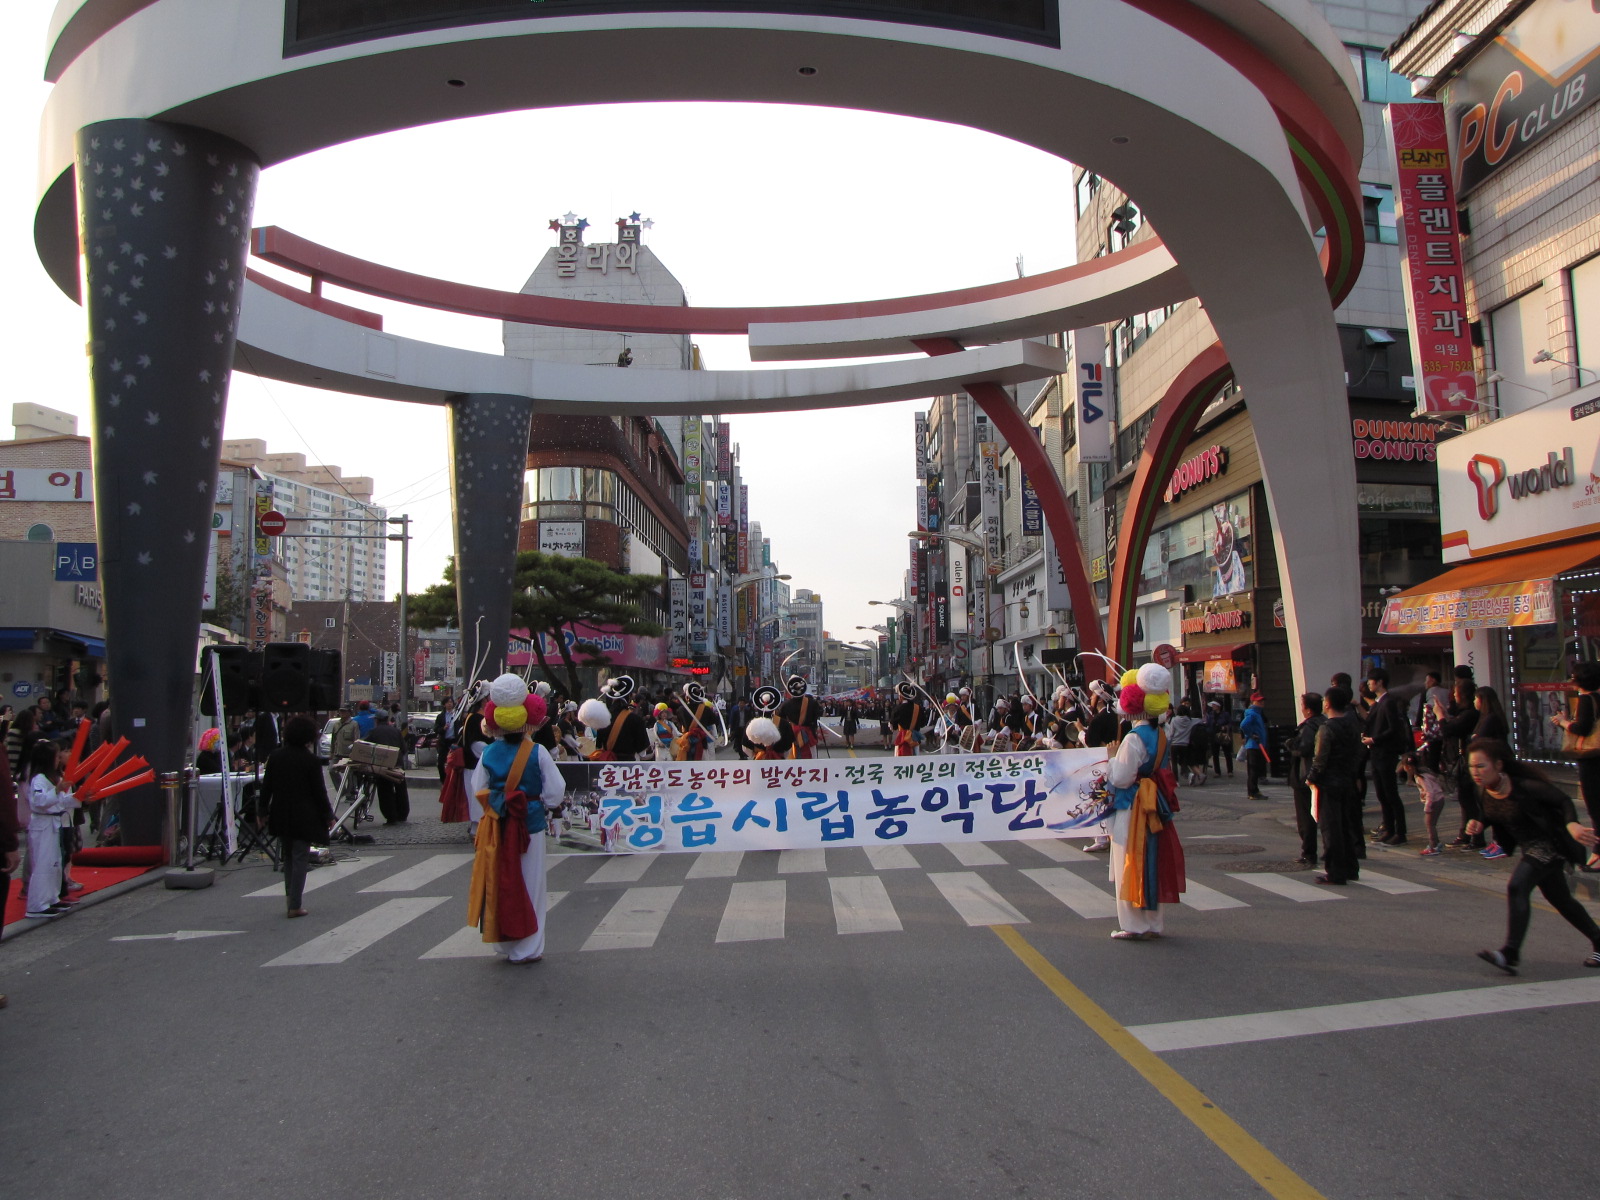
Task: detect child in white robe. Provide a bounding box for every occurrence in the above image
[25,741,78,918]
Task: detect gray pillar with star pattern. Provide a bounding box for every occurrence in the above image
[450,394,535,684]
[77,119,260,845]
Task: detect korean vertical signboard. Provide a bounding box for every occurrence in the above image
[717,584,733,647]
[669,577,688,657]
[716,422,732,477]
[689,573,709,653]
[948,542,969,634]
[979,443,1002,565]
[1073,326,1110,463]
[683,416,703,488]
[717,480,731,526]
[1020,470,1043,534]
[1387,102,1476,415]
[914,411,929,480]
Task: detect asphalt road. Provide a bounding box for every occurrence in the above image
[4,761,1598,1200]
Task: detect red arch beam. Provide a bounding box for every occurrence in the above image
[914,338,1106,659]
[254,226,1176,338]
[1106,341,1235,668]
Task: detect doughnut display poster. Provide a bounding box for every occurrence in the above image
[556,748,1111,854]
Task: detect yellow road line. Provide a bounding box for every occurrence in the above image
[992,925,1327,1200]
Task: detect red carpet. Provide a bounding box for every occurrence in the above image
[4,865,152,928]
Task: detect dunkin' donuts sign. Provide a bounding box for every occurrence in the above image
[1164,445,1228,503]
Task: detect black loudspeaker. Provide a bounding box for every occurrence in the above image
[199,645,260,716]
[260,641,312,711]
[309,648,343,711]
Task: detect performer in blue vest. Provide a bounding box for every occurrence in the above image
[1106,663,1186,940]
[466,673,566,965]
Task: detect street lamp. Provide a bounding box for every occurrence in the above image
[869,599,914,611]
[907,529,998,575]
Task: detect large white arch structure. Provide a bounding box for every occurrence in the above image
[35,0,1367,842]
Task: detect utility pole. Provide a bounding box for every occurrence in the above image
[391,514,410,710]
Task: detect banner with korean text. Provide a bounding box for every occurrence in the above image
[562,749,1110,854]
[1379,579,1555,635]
[1387,102,1476,415]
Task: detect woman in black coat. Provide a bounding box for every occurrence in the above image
[261,716,334,918]
[1465,738,1600,975]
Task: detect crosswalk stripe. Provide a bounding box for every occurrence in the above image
[245,855,390,898]
[947,842,1006,867]
[1351,869,1436,896]
[1227,872,1345,902]
[830,875,902,934]
[716,881,787,943]
[927,871,1029,926]
[1019,867,1118,919]
[359,852,474,893]
[1023,838,1095,863]
[582,886,682,951]
[418,893,568,959]
[778,848,828,874]
[863,845,919,870]
[686,851,744,879]
[585,854,655,885]
[264,896,448,966]
[1179,879,1250,911]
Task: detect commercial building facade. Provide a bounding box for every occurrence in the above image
[1386,0,1600,763]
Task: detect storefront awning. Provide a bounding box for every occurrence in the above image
[1174,642,1249,663]
[1379,542,1600,636]
[0,629,36,652]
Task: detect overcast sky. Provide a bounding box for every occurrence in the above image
[6,2,1080,650]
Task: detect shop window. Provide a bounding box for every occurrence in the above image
[1572,255,1600,383]
[1489,288,1548,415]
[1361,184,1398,245]
[1114,408,1156,472]
[1346,45,1414,104]
[26,523,53,542]
[1358,514,1441,588]
[1161,494,1253,601]
[1074,171,1100,218]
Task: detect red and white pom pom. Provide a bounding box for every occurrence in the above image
[745,717,782,747]
[523,693,549,729]
[1118,683,1146,717]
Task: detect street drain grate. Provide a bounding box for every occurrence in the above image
[1173,802,1241,822]
[1219,859,1310,872]
[1185,842,1264,855]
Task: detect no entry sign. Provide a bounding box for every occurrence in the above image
[258,510,288,537]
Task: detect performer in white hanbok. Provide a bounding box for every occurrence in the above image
[466,674,566,965]
[1105,663,1186,940]
[25,741,78,918]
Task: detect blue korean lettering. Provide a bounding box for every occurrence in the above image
[798,790,854,841]
[990,778,1046,831]
[865,788,915,840]
[733,796,790,832]
[920,786,949,811]
[670,792,725,823]
[941,783,985,834]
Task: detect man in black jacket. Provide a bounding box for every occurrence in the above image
[1362,668,1411,845]
[261,716,335,918]
[1307,686,1363,885]
[365,711,409,824]
[1288,692,1325,866]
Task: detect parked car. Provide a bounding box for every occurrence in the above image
[318,716,341,760]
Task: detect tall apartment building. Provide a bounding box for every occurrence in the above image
[220,439,388,603]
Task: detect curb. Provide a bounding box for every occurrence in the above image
[1,865,169,945]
